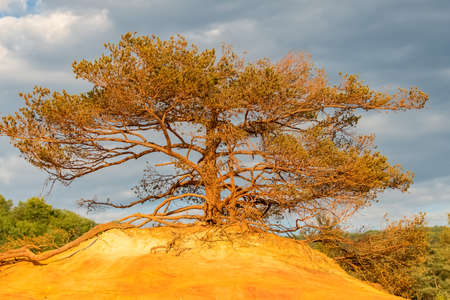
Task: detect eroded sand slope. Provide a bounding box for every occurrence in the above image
[0,226,402,299]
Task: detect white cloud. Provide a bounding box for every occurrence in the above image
[119,189,135,199]
[407,176,450,207]
[348,175,450,229]
[0,44,24,72]
[185,19,257,44]
[0,155,28,184]
[0,43,73,84]
[183,19,278,59]
[0,0,26,12]
[0,9,111,85]
[440,67,450,80]
[0,10,110,48]
[358,111,450,140]
[0,12,78,44]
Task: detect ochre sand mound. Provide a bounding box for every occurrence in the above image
[0,225,402,299]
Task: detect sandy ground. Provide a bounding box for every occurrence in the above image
[0,225,403,299]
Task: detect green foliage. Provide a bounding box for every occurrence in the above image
[0,195,13,215]
[410,226,450,300]
[0,195,96,252]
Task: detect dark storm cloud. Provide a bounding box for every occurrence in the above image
[0,0,449,226]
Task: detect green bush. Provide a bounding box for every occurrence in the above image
[410,226,449,300]
[0,195,96,252]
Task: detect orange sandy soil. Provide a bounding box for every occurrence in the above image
[0,225,402,299]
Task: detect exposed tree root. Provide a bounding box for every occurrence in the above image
[0,213,266,267]
[0,222,135,266]
[118,213,202,228]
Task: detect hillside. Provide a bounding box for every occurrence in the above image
[0,225,403,299]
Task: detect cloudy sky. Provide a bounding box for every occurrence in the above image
[0,0,449,228]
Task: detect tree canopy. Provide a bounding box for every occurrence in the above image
[0,33,428,232]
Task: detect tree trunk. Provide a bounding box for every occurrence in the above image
[204,185,221,224]
[202,112,222,224]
